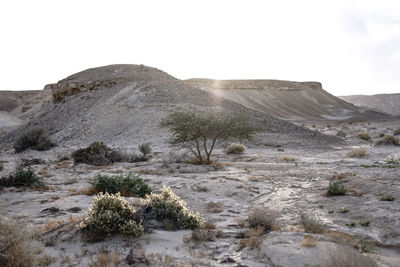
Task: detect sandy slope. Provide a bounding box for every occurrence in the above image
[186,79,390,122]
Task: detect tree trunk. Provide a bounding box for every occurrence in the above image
[195,139,203,163]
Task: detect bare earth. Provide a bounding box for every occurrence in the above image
[1,119,399,266]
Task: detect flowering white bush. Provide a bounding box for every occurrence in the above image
[78,192,143,238]
[145,186,204,229]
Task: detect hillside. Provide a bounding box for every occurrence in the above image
[186,79,389,122]
[340,93,400,115]
[0,90,40,112]
[1,65,331,149]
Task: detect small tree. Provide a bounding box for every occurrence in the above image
[160,108,259,164]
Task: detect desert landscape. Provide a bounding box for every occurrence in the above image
[0,64,399,266]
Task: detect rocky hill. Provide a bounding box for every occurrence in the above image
[340,93,400,115]
[186,79,389,122]
[0,90,40,112]
[1,65,332,149]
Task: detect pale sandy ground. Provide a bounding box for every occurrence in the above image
[0,119,399,266]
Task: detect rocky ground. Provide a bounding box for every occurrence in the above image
[0,119,399,266]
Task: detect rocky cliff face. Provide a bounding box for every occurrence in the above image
[186,79,390,121]
[340,94,400,115]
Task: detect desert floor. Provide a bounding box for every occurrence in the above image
[1,119,399,266]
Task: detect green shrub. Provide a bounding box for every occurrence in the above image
[91,173,151,198]
[0,166,43,188]
[327,181,347,196]
[380,196,395,201]
[78,192,143,239]
[72,142,150,166]
[138,143,152,157]
[72,142,119,166]
[225,143,246,154]
[14,129,54,153]
[145,186,204,230]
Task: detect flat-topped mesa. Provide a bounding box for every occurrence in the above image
[186,79,323,91]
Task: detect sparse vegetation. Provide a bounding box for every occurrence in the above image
[377,134,399,146]
[247,208,279,232]
[393,128,400,135]
[90,173,152,197]
[347,148,368,158]
[358,132,372,142]
[145,186,204,230]
[300,214,324,234]
[14,128,54,153]
[0,165,44,188]
[327,181,347,196]
[225,143,246,154]
[161,108,259,164]
[78,192,144,240]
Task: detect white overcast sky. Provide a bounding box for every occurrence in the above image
[0,0,399,95]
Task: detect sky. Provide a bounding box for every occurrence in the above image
[0,0,399,96]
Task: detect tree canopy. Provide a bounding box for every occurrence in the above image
[160,108,259,164]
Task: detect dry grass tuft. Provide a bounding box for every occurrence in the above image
[300,214,324,234]
[247,208,279,232]
[280,156,296,162]
[323,230,358,247]
[302,234,317,247]
[320,245,377,267]
[358,132,372,141]
[189,228,225,242]
[38,167,53,178]
[394,128,400,136]
[69,187,96,196]
[0,217,43,267]
[377,134,400,146]
[88,248,121,267]
[206,202,223,213]
[238,226,264,250]
[248,176,265,182]
[347,148,368,158]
